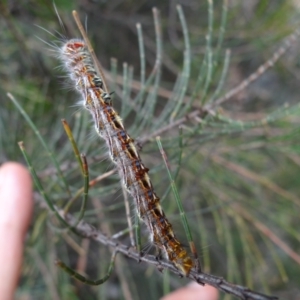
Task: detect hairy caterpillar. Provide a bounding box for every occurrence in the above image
[59,39,194,276]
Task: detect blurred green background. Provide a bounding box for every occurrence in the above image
[1,0,300,299]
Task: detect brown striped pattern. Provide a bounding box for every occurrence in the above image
[60,39,193,275]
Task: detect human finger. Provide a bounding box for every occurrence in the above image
[0,162,33,299]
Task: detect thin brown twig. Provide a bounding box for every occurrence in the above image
[207,152,300,208]
[76,239,90,280]
[208,28,300,109]
[38,153,111,178]
[232,203,300,266]
[139,107,204,145]
[61,232,86,256]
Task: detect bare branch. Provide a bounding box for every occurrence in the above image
[54,207,278,300]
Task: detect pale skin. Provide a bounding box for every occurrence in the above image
[0,162,219,300]
[0,163,33,300]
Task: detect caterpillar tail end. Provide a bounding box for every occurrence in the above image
[174,255,193,277]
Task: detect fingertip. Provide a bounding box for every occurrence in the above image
[0,162,33,233]
[161,282,219,300]
[189,282,219,300]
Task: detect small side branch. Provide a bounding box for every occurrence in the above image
[209,28,300,109]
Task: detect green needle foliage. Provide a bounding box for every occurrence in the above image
[1,1,300,299]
